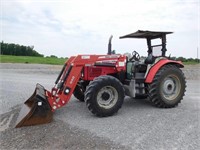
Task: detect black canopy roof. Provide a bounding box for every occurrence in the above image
[120,30,173,39]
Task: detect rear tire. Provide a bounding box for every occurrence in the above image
[85,75,125,117]
[148,65,186,108]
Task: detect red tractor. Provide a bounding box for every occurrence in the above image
[16,30,186,127]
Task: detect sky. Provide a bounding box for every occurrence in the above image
[1,0,199,58]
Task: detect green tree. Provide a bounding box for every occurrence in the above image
[176,57,187,62]
[0,41,44,57]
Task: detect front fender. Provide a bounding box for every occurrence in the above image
[145,59,184,83]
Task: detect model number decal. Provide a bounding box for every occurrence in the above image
[70,76,75,84]
[81,55,90,59]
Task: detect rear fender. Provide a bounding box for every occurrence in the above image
[145,59,184,83]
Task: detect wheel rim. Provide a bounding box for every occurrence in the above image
[97,86,118,109]
[161,75,181,101]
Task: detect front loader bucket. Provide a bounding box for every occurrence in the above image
[15,84,53,128]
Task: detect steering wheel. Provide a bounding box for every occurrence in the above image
[130,51,140,61]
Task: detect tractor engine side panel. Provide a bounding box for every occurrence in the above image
[83,66,118,80]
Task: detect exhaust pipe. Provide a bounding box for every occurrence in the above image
[107,35,113,55]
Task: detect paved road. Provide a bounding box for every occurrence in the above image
[0,63,200,150]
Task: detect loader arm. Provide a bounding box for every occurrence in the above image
[47,64,83,110]
[45,54,127,111]
[15,54,126,127]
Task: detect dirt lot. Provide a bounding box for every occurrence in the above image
[0,63,199,150]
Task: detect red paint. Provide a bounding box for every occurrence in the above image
[145,59,184,83]
[45,54,127,111]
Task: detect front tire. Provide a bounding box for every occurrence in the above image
[85,75,125,117]
[148,65,186,108]
[73,81,89,102]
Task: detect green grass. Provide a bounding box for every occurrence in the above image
[183,61,200,65]
[1,55,199,65]
[0,55,67,65]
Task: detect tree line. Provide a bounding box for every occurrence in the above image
[170,56,199,62]
[0,41,199,62]
[0,41,44,57]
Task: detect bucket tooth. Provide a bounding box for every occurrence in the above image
[15,84,53,128]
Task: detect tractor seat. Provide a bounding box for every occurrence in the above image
[145,53,155,64]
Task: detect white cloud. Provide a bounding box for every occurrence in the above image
[1,0,199,58]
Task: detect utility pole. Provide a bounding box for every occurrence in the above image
[197,47,199,63]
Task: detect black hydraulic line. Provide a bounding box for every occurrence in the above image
[55,64,67,84]
[59,65,73,90]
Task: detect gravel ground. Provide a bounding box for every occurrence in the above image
[0,107,127,150]
[182,64,200,80]
[0,63,200,150]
